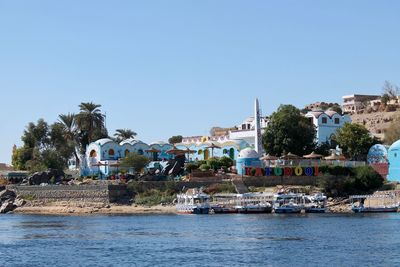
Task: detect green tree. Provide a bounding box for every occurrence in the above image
[57,113,80,166]
[120,152,149,173]
[114,129,137,142]
[12,146,33,170]
[263,105,316,156]
[168,135,183,144]
[75,102,107,153]
[334,123,379,160]
[49,122,75,167]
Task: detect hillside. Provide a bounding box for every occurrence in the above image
[350,110,400,140]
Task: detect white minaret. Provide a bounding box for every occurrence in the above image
[254,98,263,155]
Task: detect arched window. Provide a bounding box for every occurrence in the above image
[109,149,115,156]
[223,149,228,154]
[125,149,130,157]
[138,149,144,155]
[90,150,97,157]
[229,148,235,159]
[198,150,203,155]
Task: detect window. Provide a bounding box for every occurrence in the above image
[109,149,115,156]
[138,149,144,155]
[308,117,313,125]
[247,124,251,129]
[242,124,246,130]
[334,118,340,124]
[89,150,97,157]
[322,117,327,124]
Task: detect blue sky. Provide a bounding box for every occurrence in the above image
[1,1,400,164]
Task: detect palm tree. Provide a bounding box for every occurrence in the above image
[75,102,105,144]
[114,129,137,142]
[58,113,80,166]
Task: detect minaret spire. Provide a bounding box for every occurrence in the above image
[254,98,263,155]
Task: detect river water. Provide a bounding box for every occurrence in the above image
[0,213,399,267]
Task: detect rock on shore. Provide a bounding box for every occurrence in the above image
[0,189,26,214]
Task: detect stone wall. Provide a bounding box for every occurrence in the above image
[6,184,128,204]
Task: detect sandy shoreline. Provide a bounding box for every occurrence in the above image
[13,204,177,216]
[11,201,352,215]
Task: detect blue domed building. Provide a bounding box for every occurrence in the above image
[367,144,388,165]
[236,148,262,175]
[388,140,400,182]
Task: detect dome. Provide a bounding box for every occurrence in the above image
[120,138,139,146]
[149,141,168,146]
[95,138,114,146]
[367,144,388,164]
[325,110,338,117]
[389,140,400,151]
[238,148,259,159]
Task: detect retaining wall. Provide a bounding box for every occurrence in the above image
[7,184,128,204]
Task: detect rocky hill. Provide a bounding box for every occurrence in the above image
[350,110,400,140]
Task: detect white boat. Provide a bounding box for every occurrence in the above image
[274,193,305,214]
[304,193,327,213]
[176,188,211,214]
[235,193,273,214]
[350,194,399,213]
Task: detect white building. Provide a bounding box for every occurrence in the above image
[342,94,380,114]
[182,100,268,150]
[305,110,351,145]
[229,116,268,148]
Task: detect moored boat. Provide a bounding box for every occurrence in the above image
[176,188,211,214]
[235,193,274,214]
[350,194,399,213]
[274,193,305,214]
[304,193,327,213]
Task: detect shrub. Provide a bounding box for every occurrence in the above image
[203,183,237,195]
[199,164,211,171]
[207,158,221,170]
[185,163,199,173]
[344,166,383,195]
[219,156,234,168]
[134,189,176,206]
[318,165,383,197]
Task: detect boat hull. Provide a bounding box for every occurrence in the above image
[274,207,302,214]
[305,208,326,213]
[238,207,273,214]
[352,207,398,213]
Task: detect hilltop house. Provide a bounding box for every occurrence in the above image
[305,110,351,145]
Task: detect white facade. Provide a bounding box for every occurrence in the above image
[342,94,380,114]
[305,110,352,145]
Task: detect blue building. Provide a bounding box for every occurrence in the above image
[236,148,262,175]
[388,140,400,182]
[79,137,253,177]
[81,138,174,177]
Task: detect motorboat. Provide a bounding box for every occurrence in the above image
[235,193,274,214]
[304,193,327,213]
[274,193,305,214]
[350,194,399,213]
[176,188,211,214]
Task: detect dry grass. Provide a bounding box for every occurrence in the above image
[0,178,9,186]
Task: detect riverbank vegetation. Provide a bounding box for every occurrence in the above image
[11,102,137,173]
[318,165,383,196]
